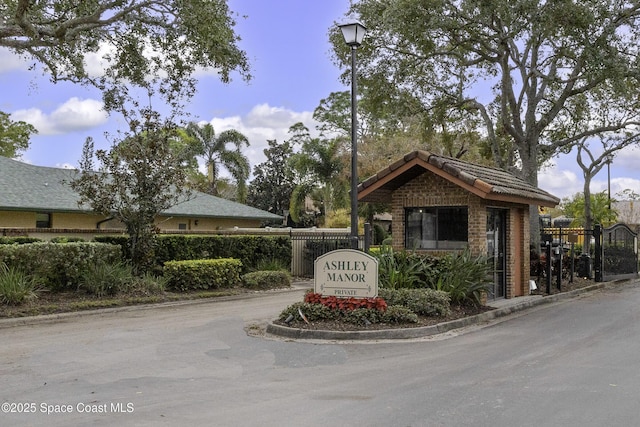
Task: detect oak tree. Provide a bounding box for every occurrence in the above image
[331,0,640,236]
[1,0,250,109]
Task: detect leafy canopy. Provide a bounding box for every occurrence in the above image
[1,0,250,109]
[70,108,192,274]
[0,111,37,158]
[331,0,640,185]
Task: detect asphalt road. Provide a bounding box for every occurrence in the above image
[2,281,640,427]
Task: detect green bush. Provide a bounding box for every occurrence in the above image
[373,223,388,245]
[435,249,492,306]
[78,261,133,297]
[342,308,383,325]
[379,288,451,317]
[97,234,292,273]
[381,305,419,324]
[124,272,167,296]
[373,244,426,289]
[255,257,289,272]
[278,302,419,325]
[278,302,338,322]
[242,270,291,290]
[0,242,122,291]
[164,258,243,291]
[0,237,43,245]
[50,236,86,243]
[0,263,39,305]
[154,235,291,271]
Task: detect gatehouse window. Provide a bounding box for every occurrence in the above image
[405,207,468,249]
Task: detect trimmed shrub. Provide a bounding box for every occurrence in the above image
[342,308,383,325]
[154,235,291,272]
[0,242,122,291]
[380,305,419,324]
[0,237,43,245]
[379,288,451,317]
[97,234,292,273]
[50,237,86,243]
[242,270,291,290]
[278,302,338,322]
[278,300,419,325]
[164,258,243,291]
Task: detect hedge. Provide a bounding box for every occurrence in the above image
[95,234,292,272]
[163,258,243,291]
[0,242,122,291]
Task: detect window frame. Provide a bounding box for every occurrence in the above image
[404,206,469,250]
[35,212,52,228]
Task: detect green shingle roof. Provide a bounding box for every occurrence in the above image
[0,156,281,221]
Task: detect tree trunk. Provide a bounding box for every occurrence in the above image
[583,178,593,255]
[518,141,542,247]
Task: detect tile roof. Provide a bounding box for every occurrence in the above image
[0,156,281,221]
[358,150,560,207]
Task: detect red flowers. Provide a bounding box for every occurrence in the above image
[304,292,387,312]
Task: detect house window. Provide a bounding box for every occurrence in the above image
[36,212,51,228]
[405,207,468,249]
[178,223,187,230]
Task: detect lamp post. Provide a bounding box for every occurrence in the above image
[339,21,367,250]
[606,153,613,211]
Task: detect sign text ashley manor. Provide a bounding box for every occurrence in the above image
[314,250,379,298]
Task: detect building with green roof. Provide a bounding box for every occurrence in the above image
[0,156,281,236]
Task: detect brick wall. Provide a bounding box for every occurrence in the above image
[390,170,531,298]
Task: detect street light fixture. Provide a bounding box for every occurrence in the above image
[339,21,367,250]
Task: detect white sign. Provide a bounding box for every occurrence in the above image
[314,249,379,298]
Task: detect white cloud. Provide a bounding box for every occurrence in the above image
[613,145,640,172]
[11,97,108,135]
[83,43,116,78]
[203,103,321,177]
[538,162,582,200]
[611,177,640,200]
[0,47,29,74]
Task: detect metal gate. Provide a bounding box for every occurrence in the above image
[291,231,355,277]
[598,223,638,281]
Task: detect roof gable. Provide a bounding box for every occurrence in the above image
[0,156,281,221]
[358,150,559,207]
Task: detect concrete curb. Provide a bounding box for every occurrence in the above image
[265,282,611,341]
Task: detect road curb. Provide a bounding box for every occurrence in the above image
[265,282,611,341]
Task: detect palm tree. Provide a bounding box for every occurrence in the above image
[288,126,346,224]
[185,122,250,202]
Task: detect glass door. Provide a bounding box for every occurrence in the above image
[487,208,507,299]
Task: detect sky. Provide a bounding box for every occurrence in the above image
[1,0,639,203]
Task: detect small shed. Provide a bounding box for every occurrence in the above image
[358,150,560,300]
